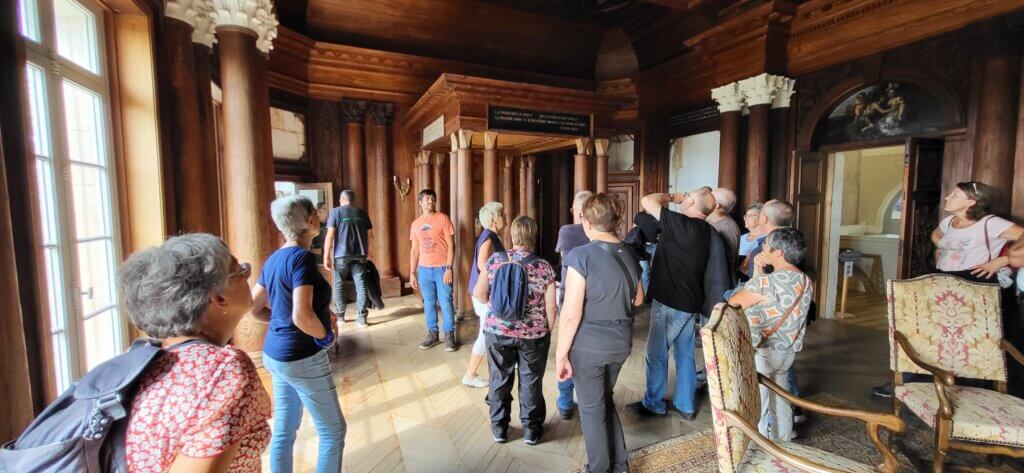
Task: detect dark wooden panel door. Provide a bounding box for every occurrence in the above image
[608,181,639,239]
[898,138,944,278]
[794,151,828,279]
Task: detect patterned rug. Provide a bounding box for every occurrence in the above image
[572,394,1022,472]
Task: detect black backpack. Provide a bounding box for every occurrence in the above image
[0,338,195,472]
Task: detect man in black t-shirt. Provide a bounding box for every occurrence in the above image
[324,190,373,326]
[626,187,716,420]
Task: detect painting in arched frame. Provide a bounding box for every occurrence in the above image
[816,81,947,146]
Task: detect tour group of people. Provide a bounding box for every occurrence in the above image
[102,178,1024,473]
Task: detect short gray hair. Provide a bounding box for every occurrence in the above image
[272,194,315,241]
[573,190,594,212]
[118,233,234,338]
[340,189,355,203]
[766,227,806,265]
[763,200,794,227]
[712,188,737,213]
[478,201,503,228]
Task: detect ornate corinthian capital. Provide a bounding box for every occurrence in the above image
[210,0,278,54]
[191,0,216,47]
[711,82,744,113]
[165,0,200,26]
[737,73,779,107]
[770,76,796,109]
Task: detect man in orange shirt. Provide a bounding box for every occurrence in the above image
[409,189,458,351]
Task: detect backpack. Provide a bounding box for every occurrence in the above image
[489,252,538,322]
[0,338,195,473]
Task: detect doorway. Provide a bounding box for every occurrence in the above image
[822,145,906,321]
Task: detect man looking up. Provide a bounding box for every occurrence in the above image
[324,190,373,327]
[626,186,716,420]
[409,189,458,351]
[709,187,741,277]
[552,190,593,420]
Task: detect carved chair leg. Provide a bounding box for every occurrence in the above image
[890,398,903,450]
[933,417,951,473]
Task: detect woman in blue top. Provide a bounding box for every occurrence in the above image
[464,201,506,388]
[250,195,346,473]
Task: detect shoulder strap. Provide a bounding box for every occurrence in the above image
[595,241,638,311]
[757,275,808,348]
[982,215,994,259]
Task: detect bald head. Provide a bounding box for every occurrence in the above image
[712,188,736,213]
[682,186,716,219]
[761,200,794,229]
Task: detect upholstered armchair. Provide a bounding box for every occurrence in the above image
[887,274,1024,472]
[701,303,905,473]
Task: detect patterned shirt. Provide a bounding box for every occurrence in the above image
[742,269,814,352]
[483,249,556,339]
[126,343,271,472]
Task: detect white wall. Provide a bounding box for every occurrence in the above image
[668,131,720,211]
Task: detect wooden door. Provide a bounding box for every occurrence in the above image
[898,138,944,278]
[793,151,828,306]
[608,181,639,238]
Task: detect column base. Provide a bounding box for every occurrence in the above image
[380,275,403,298]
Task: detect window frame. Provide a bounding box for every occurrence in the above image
[21,0,128,388]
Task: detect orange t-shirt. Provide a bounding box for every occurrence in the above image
[410,212,455,268]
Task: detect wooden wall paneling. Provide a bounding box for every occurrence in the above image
[392,106,415,286]
[1,0,53,407]
[1014,57,1024,223]
[309,99,344,202]
[940,131,973,219]
[971,53,1020,216]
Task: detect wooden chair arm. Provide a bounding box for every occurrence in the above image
[893,331,955,386]
[759,375,903,473]
[1003,339,1024,367]
[721,410,850,473]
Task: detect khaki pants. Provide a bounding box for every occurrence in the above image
[755,348,796,441]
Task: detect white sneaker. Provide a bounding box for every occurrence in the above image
[462,375,488,388]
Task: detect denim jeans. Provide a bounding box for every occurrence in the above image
[557,378,575,411]
[263,350,346,473]
[332,256,368,319]
[642,300,698,415]
[638,243,657,293]
[756,349,796,441]
[418,265,455,332]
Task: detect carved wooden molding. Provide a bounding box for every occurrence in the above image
[575,138,592,155]
[366,102,395,125]
[340,99,366,123]
[210,0,278,53]
[483,131,499,150]
[593,138,609,157]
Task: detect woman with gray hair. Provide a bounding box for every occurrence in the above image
[120,233,271,472]
[251,194,346,472]
[728,227,813,441]
[464,201,507,388]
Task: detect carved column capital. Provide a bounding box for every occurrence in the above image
[737,73,778,107]
[453,129,474,150]
[340,99,366,123]
[165,0,201,27]
[191,0,216,48]
[503,155,515,168]
[415,150,432,166]
[524,155,536,168]
[367,102,395,125]
[711,82,744,113]
[210,0,278,54]
[432,151,447,167]
[770,76,796,109]
[593,138,609,157]
[483,131,499,150]
[575,138,592,155]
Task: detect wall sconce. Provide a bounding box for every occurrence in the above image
[393,176,410,202]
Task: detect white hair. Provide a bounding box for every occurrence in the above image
[573,190,594,212]
[271,194,315,241]
[478,201,503,228]
[712,188,737,213]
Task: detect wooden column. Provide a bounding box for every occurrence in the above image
[524,156,537,220]
[973,54,1020,216]
[415,150,432,196]
[574,138,591,194]
[769,77,796,201]
[1013,57,1024,222]
[594,138,609,193]
[162,13,215,233]
[501,154,515,244]
[214,13,277,355]
[738,74,776,207]
[712,82,744,191]
[366,102,400,296]
[519,155,529,218]
[341,99,367,199]
[483,131,499,202]
[191,18,221,234]
[453,130,474,313]
[433,151,447,213]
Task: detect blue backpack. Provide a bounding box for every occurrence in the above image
[489,252,538,322]
[0,338,195,473]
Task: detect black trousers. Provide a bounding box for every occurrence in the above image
[485,332,550,430]
[571,347,630,473]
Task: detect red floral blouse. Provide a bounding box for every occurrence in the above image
[126,343,271,472]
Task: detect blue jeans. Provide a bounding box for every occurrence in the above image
[638,243,657,293]
[332,256,368,319]
[264,350,346,473]
[418,265,455,332]
[643,301,698,415]
[557,378,575,411]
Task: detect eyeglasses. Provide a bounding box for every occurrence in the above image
[230,262,252,280]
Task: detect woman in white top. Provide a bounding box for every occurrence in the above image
[933,181,1023,280]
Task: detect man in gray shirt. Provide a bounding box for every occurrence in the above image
[553,190,593,420]
[324,189,373,327]
[709,187,741,277]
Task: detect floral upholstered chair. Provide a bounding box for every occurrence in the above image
[702,303,905,473]
[887,274,1024,472]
